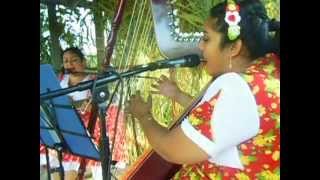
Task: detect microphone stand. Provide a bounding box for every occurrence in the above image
[90,79,111,180]
[89,69,124,180]
[40,64,151,180]
[40,55,199,180]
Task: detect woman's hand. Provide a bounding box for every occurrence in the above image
[126,91,152,120]
[151,75,193,107]
[151,75,180,99]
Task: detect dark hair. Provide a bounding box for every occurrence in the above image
[210,0,280,59]
[62,47,85,61]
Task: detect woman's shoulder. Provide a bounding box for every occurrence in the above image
[211,72,245,87]
[205,73,249,97]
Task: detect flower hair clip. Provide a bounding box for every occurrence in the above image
[225,0,241,40]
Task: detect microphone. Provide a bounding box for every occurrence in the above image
[40,54,200,100]
[75,54,201,74]
[137,54,200,71]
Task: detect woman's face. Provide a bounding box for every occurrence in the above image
[199,18,230,77]
[63,51,85,74]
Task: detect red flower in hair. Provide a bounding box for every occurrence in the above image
[228,14,236,22]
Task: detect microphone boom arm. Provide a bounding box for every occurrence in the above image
[41,65,149,101]
[40,54,200,101]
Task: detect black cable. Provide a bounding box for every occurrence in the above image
[110,83,124,155]
[90,76,112,180]
[44,146,52,180]
[90,69,124,180]
[104,70,125,180]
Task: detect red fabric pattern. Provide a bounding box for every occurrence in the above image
[173,53,280,180]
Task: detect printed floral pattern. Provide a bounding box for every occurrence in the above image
[188,90,221,140]
[173,53,280,180]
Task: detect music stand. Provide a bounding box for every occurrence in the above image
[40,64,100,179]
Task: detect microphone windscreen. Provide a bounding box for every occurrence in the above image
[183,54,201,67]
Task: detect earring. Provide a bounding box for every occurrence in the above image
[229,56,232,70]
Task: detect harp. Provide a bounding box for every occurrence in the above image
[121,0,204,179]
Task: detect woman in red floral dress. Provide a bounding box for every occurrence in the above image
[126,0,280,179]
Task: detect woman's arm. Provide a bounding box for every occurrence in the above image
[151,75,193,108]
[126,92,209,164]
[138,113,209,164]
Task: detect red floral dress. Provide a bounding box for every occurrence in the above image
[173,53,280,180]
